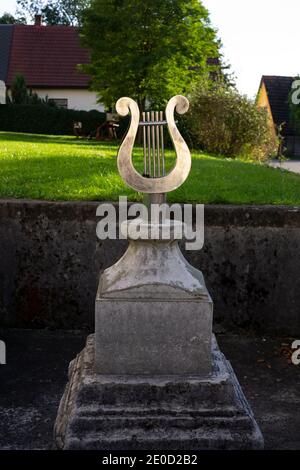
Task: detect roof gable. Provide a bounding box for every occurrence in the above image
[6,25,91,88]
[261,75,295,135]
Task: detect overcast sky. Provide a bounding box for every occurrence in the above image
[202,0,300,98]
[0,0,16,17]
[1,0,300,98]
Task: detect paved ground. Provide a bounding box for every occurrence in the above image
[0,328,299,450]
[269,159,300,174]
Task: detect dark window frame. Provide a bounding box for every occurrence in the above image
[48,98,68,109]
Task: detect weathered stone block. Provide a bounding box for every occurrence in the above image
[95,230,213,376]
[54,335,264,450]
[95,298,213,375]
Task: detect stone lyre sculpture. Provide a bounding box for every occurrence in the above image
[117,95,190,193]
[54,95,264,450]
[96,95,212,376]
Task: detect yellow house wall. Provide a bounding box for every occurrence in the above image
[256,81,277,139]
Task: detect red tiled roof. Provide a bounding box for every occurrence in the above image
[6,25,91,88]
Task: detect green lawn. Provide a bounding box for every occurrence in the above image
[0,131,300,204]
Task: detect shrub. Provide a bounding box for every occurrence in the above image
[9,74,47,105]
[185,81,278,161]
[10,75,28,104]
[0,104,106,135]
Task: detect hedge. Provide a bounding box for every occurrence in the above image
[0,104,190,146]
[0,104,106,135]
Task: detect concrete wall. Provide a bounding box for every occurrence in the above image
[0,199,300,335]
[32,88,105,112]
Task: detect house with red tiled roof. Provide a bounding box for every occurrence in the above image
[0,15,104,111]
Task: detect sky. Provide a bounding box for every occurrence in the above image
[1,0,300,98]
[202,0,300,98]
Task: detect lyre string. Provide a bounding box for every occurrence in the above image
[160,111,165,176]
[150,111,154,177]
[141,110,166,179]
[146,112,151,177]
[155,111,160,177]
[142,112,147,176]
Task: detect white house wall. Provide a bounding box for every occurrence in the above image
[33,88,105,112]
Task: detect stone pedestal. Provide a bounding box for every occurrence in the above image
[95,219,213,376]
[54,218,264,449]
[54,335,264,450]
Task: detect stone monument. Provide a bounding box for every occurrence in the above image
[54,95,264,450]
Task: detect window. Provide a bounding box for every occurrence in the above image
[48,98,68,109]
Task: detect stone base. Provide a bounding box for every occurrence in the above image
[54,335,264,450]
[96,231,214,376]
[95,297,213,376]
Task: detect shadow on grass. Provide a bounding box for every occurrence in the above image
[0,132,121,148]
[0,154,117,177]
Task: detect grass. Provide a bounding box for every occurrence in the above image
[0,131,300,204]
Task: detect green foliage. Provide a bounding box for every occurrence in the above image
[185,80,278,161]
[0,105,105,135]
[10,74,47,105]
[81,0,220,110]
[0,12,26,24]
[16,0,90,25]
[10,75,29,105]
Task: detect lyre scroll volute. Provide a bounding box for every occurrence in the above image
[116,95,191,194]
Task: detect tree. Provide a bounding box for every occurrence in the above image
[10,74,46,105]
[184,78,278,161]
[0,12,26,24]
[81,0,220,111]
[16,0,90,25]
[11,75,29,104]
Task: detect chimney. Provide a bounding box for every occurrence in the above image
[34,14,42,26]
